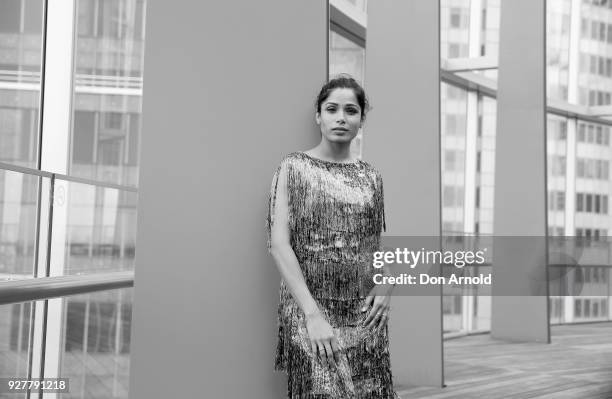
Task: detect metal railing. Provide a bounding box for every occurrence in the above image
[0,271,134,305]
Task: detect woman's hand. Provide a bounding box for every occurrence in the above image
[361,285,393,331]
[305,312,341,370]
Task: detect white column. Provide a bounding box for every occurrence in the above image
[32,1,77,396]
[129,1,327,397]
[491,0,549,343]
[366,0,443,387]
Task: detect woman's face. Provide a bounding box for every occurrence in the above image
[316,88,362,144]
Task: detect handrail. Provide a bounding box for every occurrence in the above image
[0,161,138,192]
[0,271,134,305]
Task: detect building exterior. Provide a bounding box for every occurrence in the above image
[0,0,611,398]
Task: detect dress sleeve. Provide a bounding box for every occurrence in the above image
[267,158,291,251]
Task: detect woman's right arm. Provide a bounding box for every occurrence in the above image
[269,163,341,369]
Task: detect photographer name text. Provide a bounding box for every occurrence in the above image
[373,273,492,286]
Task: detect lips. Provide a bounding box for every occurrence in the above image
[332,128,349,132]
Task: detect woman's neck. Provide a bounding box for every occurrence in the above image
[307,140,353,162]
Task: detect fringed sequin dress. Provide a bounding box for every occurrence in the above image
[267,152,399,399]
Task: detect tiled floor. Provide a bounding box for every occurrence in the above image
[397,322,612,398]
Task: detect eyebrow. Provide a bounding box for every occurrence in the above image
[324,102,360,107]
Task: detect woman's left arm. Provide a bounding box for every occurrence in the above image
[362,270,394,331]
[362,171,393,331]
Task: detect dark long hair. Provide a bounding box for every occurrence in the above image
[315,74,370,121]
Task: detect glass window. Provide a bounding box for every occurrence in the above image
[0,1,44,168]
[72,111,96,163]
[578,123,586,141]
[585,299,591,317]
[443,186,454,207]
[448,43,461,58]
[551,155,566,175]
[559,121,567,139]
[582,18,590,36]
[0,170,40,278]
[59,289,133,399]
[1,302,34,379]
[557,191,565,210]
[577,193,584,211]
[577,159,585,177]
[445,150,456,171]
[329,28,365,84]
[57,181,137,276]
[0,0,21,33]
[329,27,365,158]
[70,0,147,187]
[596,126,603,143]
[575,299,582,317]
[586,194,593,212]
[450,8,464,28]
[591,21,599,40]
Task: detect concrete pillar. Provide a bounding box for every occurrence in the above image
[365,0,444,387]
[129,1,327,397]
[491,0,550,343]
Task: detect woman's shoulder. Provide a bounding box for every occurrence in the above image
[281,151,307,163]
[273,152,309,169]
[358,158,384,180]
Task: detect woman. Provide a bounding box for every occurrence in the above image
[267,75,398,398]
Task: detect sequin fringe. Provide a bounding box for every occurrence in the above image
[267,152,397,398]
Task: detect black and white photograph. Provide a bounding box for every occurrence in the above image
[0,0,611,398]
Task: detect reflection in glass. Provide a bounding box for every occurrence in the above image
[546,0,571,102]
[441,0,471,59]
[329,29,365,83]
[546,0,612,324]
[476,95,496,236]
[0,302,33,383]
[0,170,40,280]
[343,0,367,12]
[70,0,147,187]
[573,0,612,106]
[0,0,44,168]
[60,288,132,399]
[441,83,467,333]
[329,28,366,159]
[441,83,467,234]
[547,114,568,236]
[54,180,137,275]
